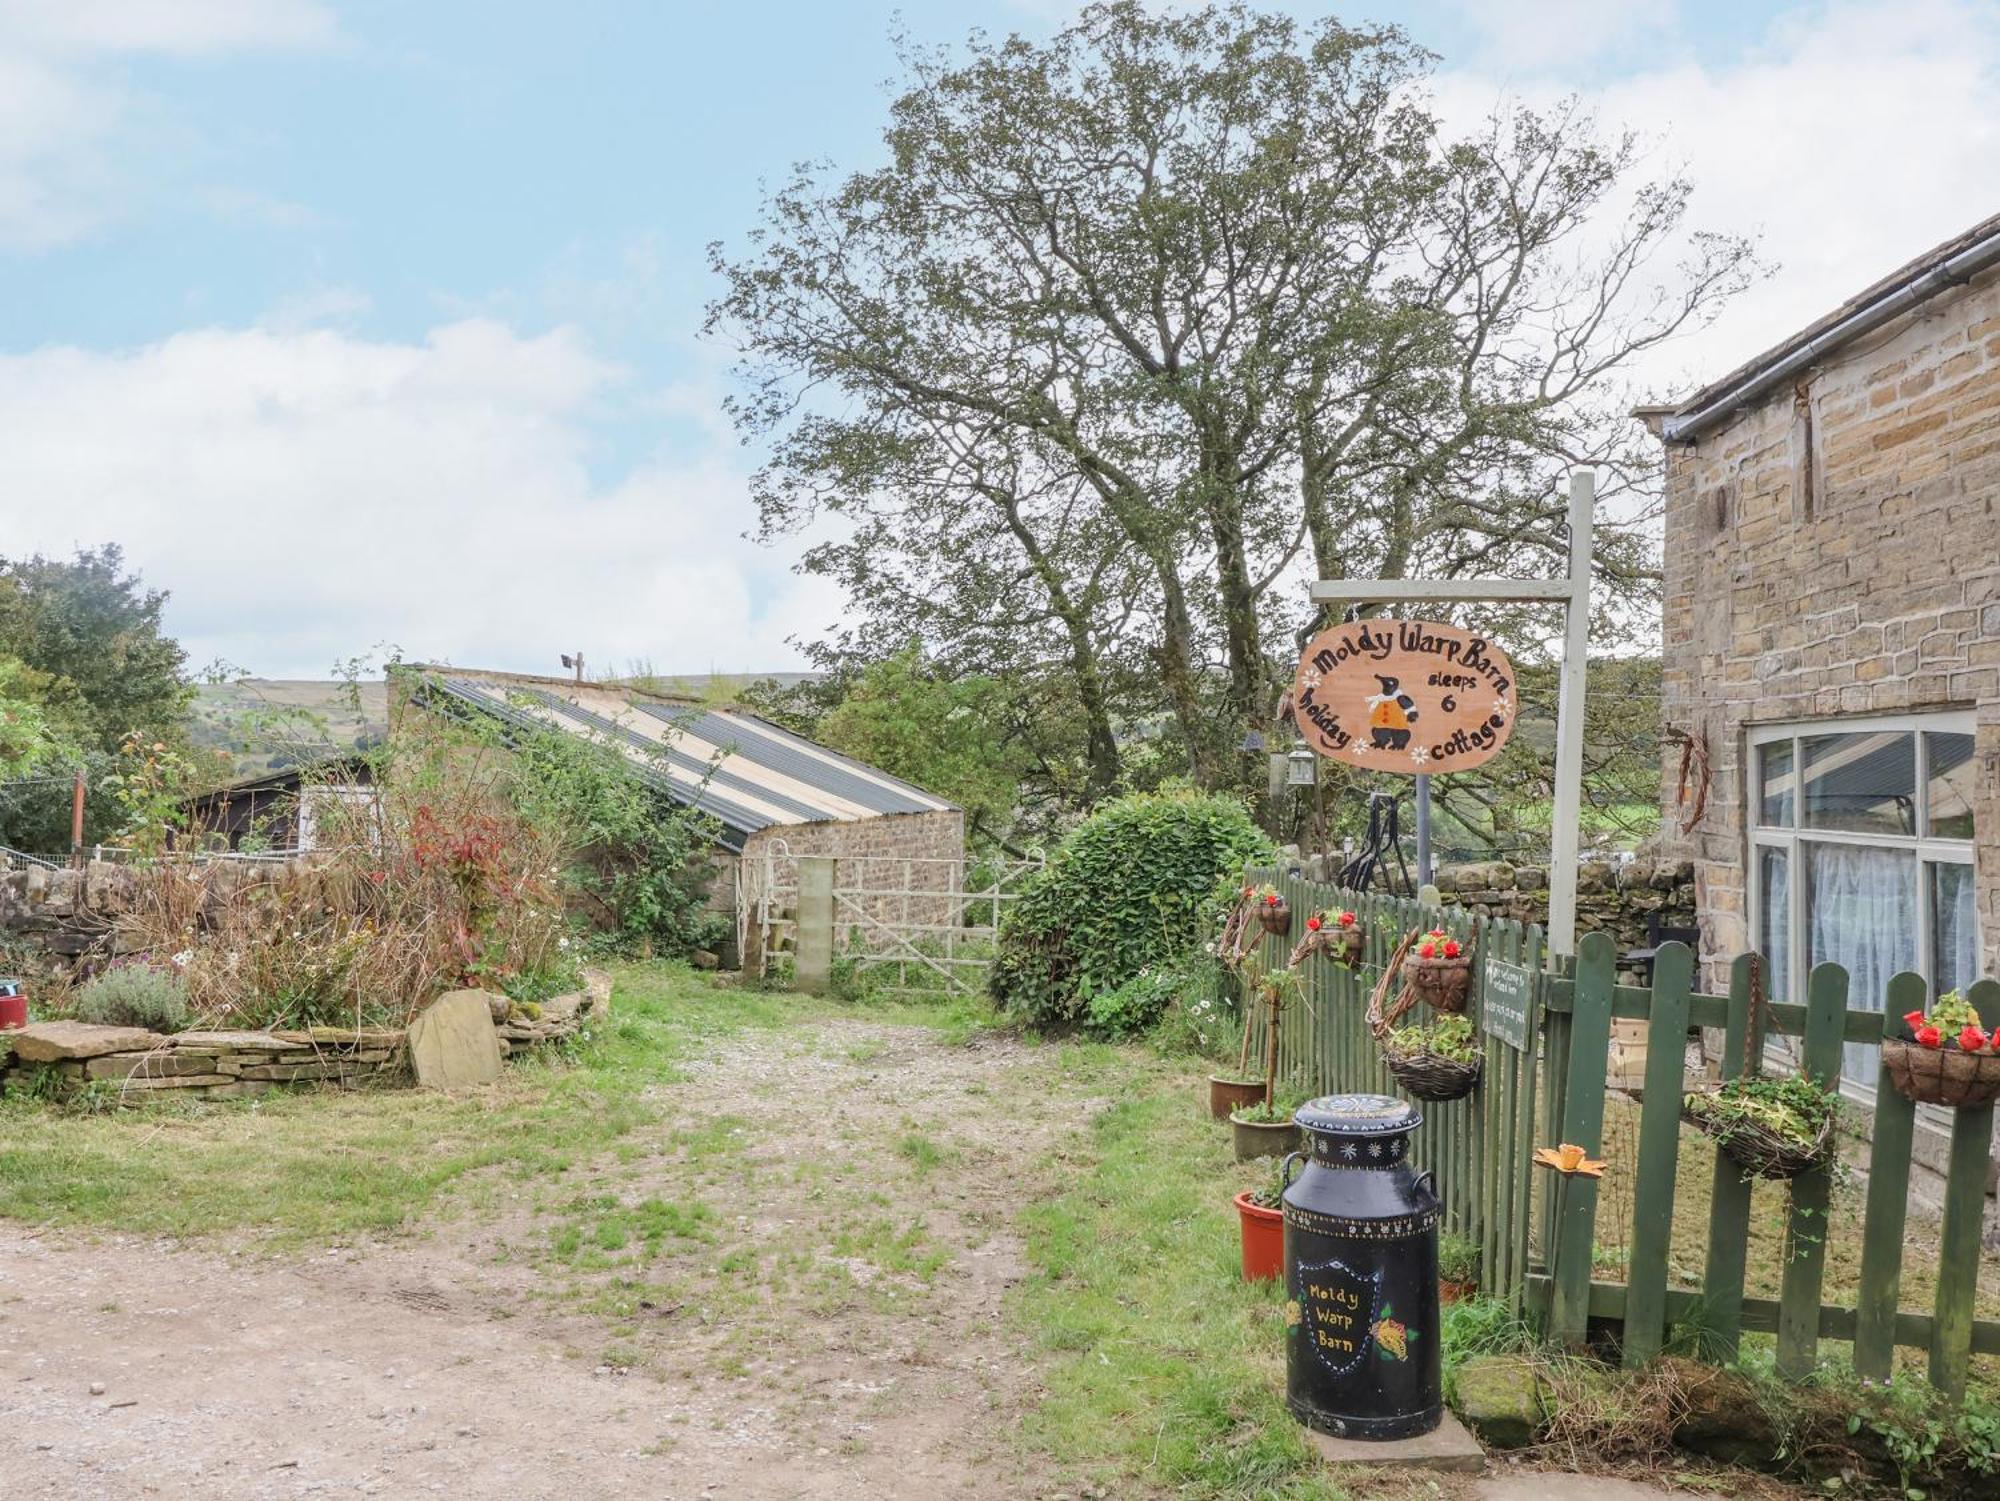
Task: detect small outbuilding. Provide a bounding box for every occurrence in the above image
[397,666,965,967]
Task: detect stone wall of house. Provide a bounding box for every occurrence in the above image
[1654,262,2000,989]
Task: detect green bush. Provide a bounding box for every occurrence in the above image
[990,788,1272,1028]
[1084,966,1178,1039]
[74,964,190,1032]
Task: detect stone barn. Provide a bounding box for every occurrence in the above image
[1644,213,2000,1128]
[400,667,965,969]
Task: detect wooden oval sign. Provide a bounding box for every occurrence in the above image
[1291,619,1516,774]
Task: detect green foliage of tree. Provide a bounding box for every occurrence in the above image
[711,2,1756,825]
[478,695,729,958]
[815,645,1028,847]
[0,546,191,848]
[0,657,78,778]
[990,787,1272,1027]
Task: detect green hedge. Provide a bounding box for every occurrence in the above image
[989,789,1272,1028]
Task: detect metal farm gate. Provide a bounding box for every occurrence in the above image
[742,843,1042,995]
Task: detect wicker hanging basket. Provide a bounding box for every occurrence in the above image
[1681,1090,1835,1181]
[1401,949,1472,1014]
[1382,1044,1482,1103]
[1291,923,1364,970]
[1882,1039,2000,1108]
[1256,896,1292,935]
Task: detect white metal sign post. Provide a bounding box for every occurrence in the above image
[1307,470,1596,956]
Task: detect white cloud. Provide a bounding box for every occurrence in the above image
[1445,0,1682,73]
[0,0,338,251]
[0,320,843,678]
[1434,0,2000,401]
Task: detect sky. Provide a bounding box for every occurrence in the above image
[1,0,1996,680]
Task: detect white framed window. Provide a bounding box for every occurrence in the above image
[1748,711,1978,1087]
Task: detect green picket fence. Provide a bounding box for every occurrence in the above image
[1240,868,1548,1311]
[1238,873,1999,1397]
[1532,931,2000,1397]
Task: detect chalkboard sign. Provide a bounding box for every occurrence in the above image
[1481,960,1536,1052]
[1291,619,1516,774]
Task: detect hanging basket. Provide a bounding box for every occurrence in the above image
[1382,1044,1482,1103]
[1256,896,1292,935]
[1401,949,1472,1014]
[1682,1089,1835,1181]
[1290,924,1364,971]
[1882,1039,2000,1108]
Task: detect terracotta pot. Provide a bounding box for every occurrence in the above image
[1230,1114,1301,1161]
[1207,1074,1268,1120]
[1256,897,1292,935]
[1439,1279,1477,1306]
[1235,1191,1284,1281]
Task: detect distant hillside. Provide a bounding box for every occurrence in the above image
[191,679,390,777]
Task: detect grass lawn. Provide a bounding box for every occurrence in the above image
[1014,1083,1363,1500]
[0,962,989,1243]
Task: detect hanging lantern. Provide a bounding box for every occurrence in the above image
[1238,729,1267,754]
[1286,747,1317,787]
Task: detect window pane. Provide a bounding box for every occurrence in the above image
[1930,861,1979,997]
[1925,732,1977,839]
[1758,741,1796,827]
[1801,731,1916,835]
[1757,846,1791,1003]
[1807,843,1915,1084]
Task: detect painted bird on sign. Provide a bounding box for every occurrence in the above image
[1364,676,1419,750]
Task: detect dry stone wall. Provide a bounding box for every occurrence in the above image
[0,970,612,1105]
[1285,852,1696,974]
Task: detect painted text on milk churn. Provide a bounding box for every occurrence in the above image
[1282,1093,1441,1439]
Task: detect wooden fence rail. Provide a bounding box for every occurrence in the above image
[1241,867,1546,1312]
[1240,869,1999,1398]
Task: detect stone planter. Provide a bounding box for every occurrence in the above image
[1230,1113,1300,1161]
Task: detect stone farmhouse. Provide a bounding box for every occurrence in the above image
[1644,213,2000,1119]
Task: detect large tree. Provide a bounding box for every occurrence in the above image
[710,2,1754,807]
[0,545,192,847]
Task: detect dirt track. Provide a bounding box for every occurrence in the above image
[0,1019,1100,1500]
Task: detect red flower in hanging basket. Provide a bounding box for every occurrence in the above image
[1265,892,1280,906]
[1418,942,1437,959]
[1338,911,1356,927]
[1306,914,1322,931]
[1443,940,1462,959]
[1903,1009,1927,1030]
[1958,1024,1988,1053]
[1916,1025,1943,1048]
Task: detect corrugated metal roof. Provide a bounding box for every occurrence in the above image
[409,669,956,852]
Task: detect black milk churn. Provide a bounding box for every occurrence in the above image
[1281,1093,1441,1440]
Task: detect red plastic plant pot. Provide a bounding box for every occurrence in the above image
[0,993,25,1030]
[1234,1191,1284,1282]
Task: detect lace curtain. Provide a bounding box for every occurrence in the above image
[1806,843,1915,1084]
